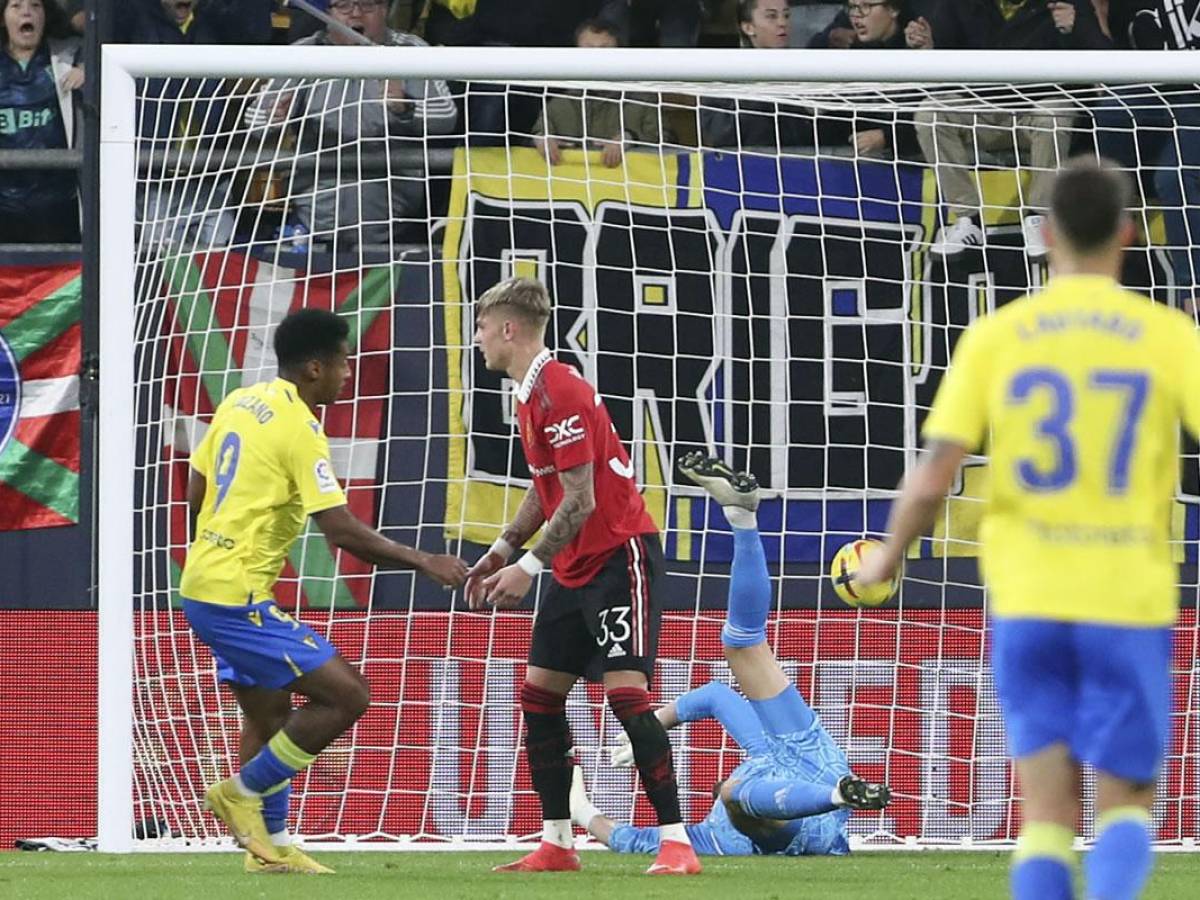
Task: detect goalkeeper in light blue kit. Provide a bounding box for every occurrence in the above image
[570,452,891,856]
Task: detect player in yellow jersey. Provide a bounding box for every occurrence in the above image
[856,159,1200,900]
[181,308,467,873]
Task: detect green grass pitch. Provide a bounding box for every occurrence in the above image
[3,851,1200,900]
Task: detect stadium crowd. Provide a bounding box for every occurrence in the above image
[2,0,1198,263]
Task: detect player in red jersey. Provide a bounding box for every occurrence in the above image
[466,277,700,876]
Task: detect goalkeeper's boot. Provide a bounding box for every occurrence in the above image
[493,841,581,873]
[647,839,702,876]
[677,451,759,512]
[244,844,335,875]
[203,778,283,864]
[836,774,892,811]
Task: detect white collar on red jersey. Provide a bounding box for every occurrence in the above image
[516,348,553,404]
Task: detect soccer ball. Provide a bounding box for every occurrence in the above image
[830,539,901,608]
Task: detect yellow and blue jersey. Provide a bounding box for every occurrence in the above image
[923,274,1200,627]
[180,377,346,606]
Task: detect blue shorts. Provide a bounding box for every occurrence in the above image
[182,598,336,691]
[728,747,851,857]
[990,618,1172,783]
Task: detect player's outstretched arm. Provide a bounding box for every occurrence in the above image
[465,487,545,610]
[857,440,965,588]
[313,505,467,587]
[482,462,596,609]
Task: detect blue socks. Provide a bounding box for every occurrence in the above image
[1009,808,1153,899]
[722,525,770,648]
[1011,822,1074,900]
[261,781,290,835]
[733,777,837,819]
[1085,807,1153,900]
[1012,858,1074,900]
[239,730,317,795]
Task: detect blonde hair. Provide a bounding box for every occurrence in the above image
[475,277,552,326]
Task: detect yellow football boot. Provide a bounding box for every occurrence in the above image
[203,778,282,864]
[244,844,335,874]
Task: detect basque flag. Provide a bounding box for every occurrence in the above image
[0,264,81,530]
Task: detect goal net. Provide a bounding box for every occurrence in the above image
[99,45,1200,851]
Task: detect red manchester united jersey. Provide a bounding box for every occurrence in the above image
[516,350,657,587]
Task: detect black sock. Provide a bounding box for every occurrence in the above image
[521,682,573,821]
[608,686,682,826]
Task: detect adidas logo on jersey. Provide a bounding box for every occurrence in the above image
[607,642,626,659]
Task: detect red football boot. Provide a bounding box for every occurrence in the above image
[646,839,702,875]
[492,841,581,873]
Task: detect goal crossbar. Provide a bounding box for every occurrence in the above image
[103,45,1200,84]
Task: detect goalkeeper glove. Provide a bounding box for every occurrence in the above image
[609,733,634,768]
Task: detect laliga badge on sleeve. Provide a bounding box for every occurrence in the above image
[314,457,339,494]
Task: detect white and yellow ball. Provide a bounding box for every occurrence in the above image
[830,539,901,608]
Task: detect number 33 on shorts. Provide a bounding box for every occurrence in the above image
[597,606,632,647]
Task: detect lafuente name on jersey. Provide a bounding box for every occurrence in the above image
[233,393,275,424]
[1015,310,1143,342]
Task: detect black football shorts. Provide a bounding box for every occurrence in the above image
[528,533,664,683]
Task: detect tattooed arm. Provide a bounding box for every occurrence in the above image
[480,462,596,610]
[529,462,595,564]
[502,487,548,550]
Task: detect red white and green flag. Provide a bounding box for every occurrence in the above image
[156,252,394,609]
[0,264,81,531]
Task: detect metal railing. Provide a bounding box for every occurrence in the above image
[0,148,85,255]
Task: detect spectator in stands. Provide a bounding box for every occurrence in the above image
[1093,1,1200,307]
[736,0,790,47]
[914,0,1111,258]
[809,0,936,49]
[421,1,600,146]
[417,0,600,146]
[115,0,273,45]
[291,0,420,41]
[0,0,81,244]
[257,0,458,251]
[423,0,600,47]
[114,0,273,252]
[700,0,821,149]
[808,3,871,49]
[847,0,909,47]
[532,19,668,167]
[595,0,704,47]
[843,1,925,160]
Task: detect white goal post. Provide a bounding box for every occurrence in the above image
[99,44,1200,854]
